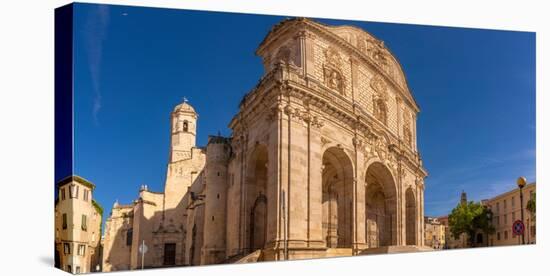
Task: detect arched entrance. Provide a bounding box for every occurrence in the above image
[321,147,354,248]
[246,145,268,252]
[476,233,483,245]
[365,162,397,247]
[405,187,417,245]
[250,194,267,251]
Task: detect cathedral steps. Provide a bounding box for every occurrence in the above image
[359,245,433,255]
[233,250,263,264]
[325,248,353,257]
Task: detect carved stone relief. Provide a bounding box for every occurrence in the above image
[323,47,345,95]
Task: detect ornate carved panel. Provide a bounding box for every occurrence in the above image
[323,47,345,95]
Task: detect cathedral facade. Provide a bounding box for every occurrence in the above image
[102,18,428,271]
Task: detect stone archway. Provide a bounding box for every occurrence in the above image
[405,187,417,245]
[246,145,268,252]
[321,147,354,248]
[250,194,267,251]
[365,162,397,247]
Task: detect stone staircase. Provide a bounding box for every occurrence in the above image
[227,245,432,263]
[325,248,353,257]
[234,250,263,263]
[359,245,433,255]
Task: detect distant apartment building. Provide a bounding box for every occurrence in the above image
[437,215,468,249]
[484,182,536,246]
[424,217,445,249]
[55,175,103,274]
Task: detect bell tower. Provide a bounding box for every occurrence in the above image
[169,99,197,163]
[460,190,468,205]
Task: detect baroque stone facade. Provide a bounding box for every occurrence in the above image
[102,18,428,270]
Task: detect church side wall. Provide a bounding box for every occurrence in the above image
[201,141,230,264]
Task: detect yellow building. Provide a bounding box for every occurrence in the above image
[424,217,445,249]
[485,182,536,246]
[55,175,103,274]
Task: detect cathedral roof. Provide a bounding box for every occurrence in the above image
[173,101,196,114]
[256,17,420,112]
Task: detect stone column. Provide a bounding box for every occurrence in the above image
[397,165,405,246]
[353,137,367,251]
[266,103,283,253]
[284,103,309,250]
[303,31,316,78]
[307,115,324,249]
[237,130,248,254]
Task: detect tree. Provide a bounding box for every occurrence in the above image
[448,201,495,247]
[526,192,536,222]
[473,206,495,246]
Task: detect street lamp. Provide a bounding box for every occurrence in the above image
[516,176,527,245]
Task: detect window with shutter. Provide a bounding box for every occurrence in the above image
[62,213,67,229]
[69,185,76,198]
[81,214,87,231]
[78,245,86,256]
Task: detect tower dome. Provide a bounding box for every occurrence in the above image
[169,99,198,162]
[173,101,196,114]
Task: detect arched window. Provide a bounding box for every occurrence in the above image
[183,121,188,132]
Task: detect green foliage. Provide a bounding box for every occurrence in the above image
[448,201,495,246]
[92,199,104,217]
[527,192,536,221]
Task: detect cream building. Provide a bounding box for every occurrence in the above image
[55,175,103,274]
[438,215,468,249]
[102,18,428,271]
[424,217,445,249]
[485,183,536,247]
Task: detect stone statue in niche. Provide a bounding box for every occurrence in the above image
[328,70,341,90]
[373,98,388,125]
[275,46,294,66]
[325,67,344,94]
[323,46,345,94]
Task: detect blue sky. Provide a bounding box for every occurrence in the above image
[70,3,535,223]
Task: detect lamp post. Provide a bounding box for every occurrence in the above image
[516,176,527,245]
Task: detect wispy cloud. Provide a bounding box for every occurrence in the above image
[427,149,535,186]
[425,148,536,216]
[84,5,110,125]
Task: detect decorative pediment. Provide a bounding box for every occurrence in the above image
[370,75,388,99]
[325,46,343,67]
[323,46,346,95]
